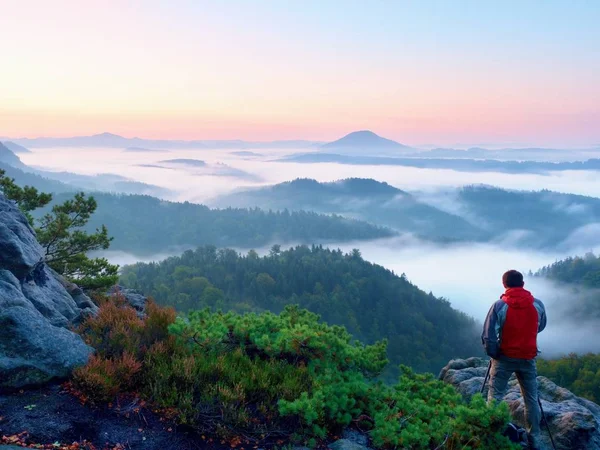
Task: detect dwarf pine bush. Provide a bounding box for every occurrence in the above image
[74,302,518,448]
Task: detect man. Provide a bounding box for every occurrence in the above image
[482,270,547,450]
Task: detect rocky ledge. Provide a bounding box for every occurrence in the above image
[0,382,372,450]
[0,194,97,389]
[439,357,600,450]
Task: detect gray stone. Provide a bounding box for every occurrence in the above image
[0,306,91,388]
[0,195,43,278]
[0,194,94,389]
[109,284,148,315]
[328,439,369,450]
[341,429,369,447]
[439,358,600,450]
[53,269,98,321]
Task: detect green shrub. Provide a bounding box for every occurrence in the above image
[368,367,516,449]
[74,302,517,448]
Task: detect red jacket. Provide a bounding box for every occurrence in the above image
[499,288,539,359]
[482,287,547,360]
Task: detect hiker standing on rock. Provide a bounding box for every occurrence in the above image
[481,270,547,450]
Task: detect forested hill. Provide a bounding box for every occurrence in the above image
[211,178,486,241]
[455,186,600,248]
[212,179,600,248]
[43,192,394,254]
[0,161,77,194]
[535,252,600,288]
[120,245,481,374]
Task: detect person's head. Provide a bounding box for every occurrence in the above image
[502,270,524,288]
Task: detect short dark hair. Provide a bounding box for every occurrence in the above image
[503,270,524,288]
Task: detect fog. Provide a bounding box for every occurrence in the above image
[101,235,600,359]
[19,147,600,202]
[21,146,600,358]
[321,237,600,358]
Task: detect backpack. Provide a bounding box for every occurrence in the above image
[503,422,529,447]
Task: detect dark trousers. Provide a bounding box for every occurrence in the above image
[487,357,541,446]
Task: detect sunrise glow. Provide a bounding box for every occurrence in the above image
[1,0,599,146]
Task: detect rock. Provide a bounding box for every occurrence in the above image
[109,285,148,315]
[328,439,369,450]
[439,358,600,450]
[0,194,94,389]
[53,270,98,321]
[341,429,370,447]
[0,195,43,278]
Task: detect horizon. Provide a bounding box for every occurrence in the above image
[2,129,599,151]
[1,1,599,147]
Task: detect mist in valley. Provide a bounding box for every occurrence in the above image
[16,145,600,359]
[100,234,600,360]
[18,146,600,203]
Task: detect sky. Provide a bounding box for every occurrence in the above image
[1,0,599,147]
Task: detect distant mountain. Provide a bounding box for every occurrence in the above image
[451,186,600,248]
[279,152,600,174]
[10,133,321,149]
[159,158,207,167]
[321,130,414,155]
[157,159,261,181]
[210,163,262,181]
[42,171,171,197]
[0,143,170,197]
[210,178,486,242]
[136,164,175,169]
[411,146,594,162]
[124,147,163,153]
[0,143,27,169]
[3,141,31,154]
[37,192,395,255]
[212,179,600,249]
[0,161,78,194]
[230,151,263,157]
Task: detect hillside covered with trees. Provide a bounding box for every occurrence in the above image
[535,252,600,288]
[213,179,600,249]
[457,186,600,248]
[120,245,481,375]
[538,353,600,403]
[41,192,394,254]
[212,178,486,242]
[534,254,600,404]
[534,252,600,320]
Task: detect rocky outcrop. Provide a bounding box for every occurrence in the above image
[439,357,600,450]
[0,194,96,389]
[108,285,148,316]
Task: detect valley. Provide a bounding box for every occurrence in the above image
[3,6,599,448]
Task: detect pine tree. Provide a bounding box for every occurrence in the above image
[0,169,118,289]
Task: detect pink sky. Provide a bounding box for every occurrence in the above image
[1,1,598,147]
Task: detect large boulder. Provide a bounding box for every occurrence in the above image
[439,357,600,450]
[0,194,97,389]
